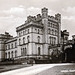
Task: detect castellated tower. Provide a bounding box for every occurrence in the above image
[55,13,61,44]
[42,7,49,55]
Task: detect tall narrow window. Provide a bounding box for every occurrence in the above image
[27,36,30,43]
[50,37,51,44]
[38,47,41,55]
[19,32,21,36]
[54,37,56,45]
[25,48,27,55]
[11,43,13,49]
[23,30,25,35]
[52,37,53,45]
[6,45,7,50]
[11,51,13,58]
[23,48,24,56]
[5,53,7,59]
[21,48,23,56]
[8,52,10,58]
[48,28,50,34]
[8,44,10,49]
[15,50,17,57]
[38,29,40,34]
[15,42,17,48]
[55,30,57,35]
[19,38,21,45]
[23,37,25,44]
[37,36,40,43]
[52,29,54,35]
[28,29,29,33]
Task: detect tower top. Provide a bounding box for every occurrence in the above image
[42,7,48,12]
[41,7,48,18]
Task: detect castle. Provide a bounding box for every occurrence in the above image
[0,7,61,62]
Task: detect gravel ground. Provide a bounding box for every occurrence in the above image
[36,64,75,75]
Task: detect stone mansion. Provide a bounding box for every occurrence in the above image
[0,7,61,61]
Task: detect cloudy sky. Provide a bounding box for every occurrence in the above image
[0,0,75,39]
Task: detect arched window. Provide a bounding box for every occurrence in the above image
[50,37,52,44]
[8,44,10,49]
[35,28,37,32]
[50,36,51,44]
[38,29,40,34]
[28,29,29,33]
[6,45,7,50]
[52,37,53,45]
[23,31,25,35]
[11,43,13,49]
[21,48,23,56]
[55,30,57,35]
[19,32,21,36]
[27,36,30,43]
[11,51,13,58]
[52,29,54,35]
[37,36,40,43]
[19,38,21,45]
[23,48,25,56]
[15,42,17,48]
[23,37,25,44]
[15,50,17,57]
[5,53,7,59]
[25,48,27,55]
[48,28,50,34]
[38,47,41,55]
[8,52,10,58]
[54,37,56,45]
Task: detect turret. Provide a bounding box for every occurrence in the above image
[41,7,48,18]
[55,13,61,23]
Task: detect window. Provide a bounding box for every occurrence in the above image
[54,37,56,45]
[21,48,23,56]
[19,32,21,36]
[38,47,41,55]
[23,31,25,35]
[48,28,50,34]
[8,44,10,49]
[23,37,25,44]
[52,37,53,45]
[15,42,17,48]
[52,29,54,35]
[27,36,30,43]
[35,29,37,32]
[25,48,27,55]
[38,29,40,34]
[37,36,40,43]
[6,45,7,50]
[19,38,21,45]
[11,43,13,49]
[5,53,7,59]
[15,50,17,57]
[55,30,57,35]
[28,29,29,33]
[23,48,24,56]
[11,51,13,58]
[50,37,51,44]
[8,52,10,58]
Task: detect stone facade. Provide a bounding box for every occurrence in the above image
[0,7,61,61]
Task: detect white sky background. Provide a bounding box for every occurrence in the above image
[0,0,75,39]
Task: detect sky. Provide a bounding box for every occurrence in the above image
[0,0,75,39]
